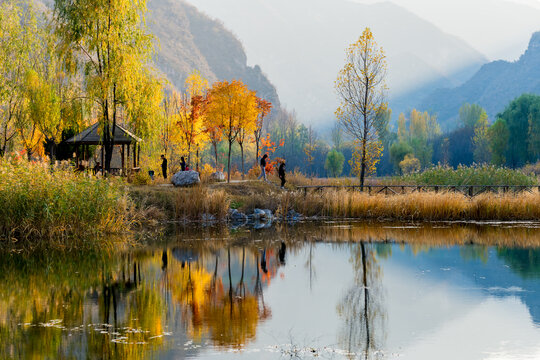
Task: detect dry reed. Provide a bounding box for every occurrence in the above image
[174,185,229,222]
[288,189,540,221]
[0,159,132,242]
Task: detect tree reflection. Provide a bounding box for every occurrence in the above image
[337,242,386,360]
[160,244,279,349]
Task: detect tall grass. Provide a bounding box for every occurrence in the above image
[0,158,132,242]
[174,186,229,222]
[400,164,538,186]
[288,189,540,221]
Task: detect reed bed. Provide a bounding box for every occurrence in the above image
[0,159,132,242]
[288,189,540,221]
[174,185,229,222]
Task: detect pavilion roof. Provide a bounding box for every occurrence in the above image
[65,123,141,145]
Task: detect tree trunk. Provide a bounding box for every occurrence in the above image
[196,147,199,172]
[255,139,260,166]
[213,142,219,170]
[48,139,57,164]
[104,86,118,174]
[240,142,245,180]
[360,141,367,191]
[227,140,232,183]
[187,142,191,170]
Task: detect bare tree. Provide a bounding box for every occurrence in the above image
[335,27,388,190]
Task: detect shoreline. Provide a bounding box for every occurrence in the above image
[130,181,540,225]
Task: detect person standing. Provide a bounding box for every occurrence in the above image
[180,156,186,171]
[161,154,168,179]
[278,161,286,189]
[258,154,268,181]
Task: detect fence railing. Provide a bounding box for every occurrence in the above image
[296,185,540,197]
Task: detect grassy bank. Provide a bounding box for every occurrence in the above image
[130,181,540,222]
[0,159,132,242]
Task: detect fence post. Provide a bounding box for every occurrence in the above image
[469,186,474,197]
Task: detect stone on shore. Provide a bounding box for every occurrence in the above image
[171,170,200,187]
[228,209,248,223]
[209,171,225,182]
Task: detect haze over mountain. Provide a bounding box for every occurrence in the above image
[355,0,540,62]
[420,32,540,128]
[185,0,487,126]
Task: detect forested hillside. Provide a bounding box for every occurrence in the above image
[421,32,540,128]
[147,0,280,108]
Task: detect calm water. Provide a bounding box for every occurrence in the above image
[2,223,540,359]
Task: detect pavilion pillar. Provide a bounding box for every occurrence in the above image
[137,144,140,168]
[133,143,136,168]
[121,144,125,176]
[101,145,104,175]
[127,145,131,174]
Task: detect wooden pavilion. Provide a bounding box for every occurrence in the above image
[65,122,142,175]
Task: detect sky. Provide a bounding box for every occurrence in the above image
[354,0,540,61]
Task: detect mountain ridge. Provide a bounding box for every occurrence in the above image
[419,31,540,128]
[185,0,487,125]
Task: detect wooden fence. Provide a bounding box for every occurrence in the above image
[297,185,540,197]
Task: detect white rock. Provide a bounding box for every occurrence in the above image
[171,170,200,187]
[209,171,225,182]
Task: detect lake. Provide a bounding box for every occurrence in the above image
[2,222,540,359]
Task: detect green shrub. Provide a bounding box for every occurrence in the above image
[131,171,152,185]
[399,164,537,186]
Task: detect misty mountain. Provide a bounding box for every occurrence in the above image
[354,0,540,62]
[420,32,540,129]
[185,0,487,126]
[147,0,280,108]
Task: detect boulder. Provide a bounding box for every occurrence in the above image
[252,208,267,220]
[209,171,225,182]
[286,209,303,222]
[228,209,248,223]
[201,213,216,223]
[171,170,200,187]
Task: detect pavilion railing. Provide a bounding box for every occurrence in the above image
[296,185,540,197]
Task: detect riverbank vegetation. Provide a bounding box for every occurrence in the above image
[128,181,540,223]
[398,164,538,186]
[0,158,132,242]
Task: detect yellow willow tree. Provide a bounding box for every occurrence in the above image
[54,0,154,173]
[177,71,209,168]
[335,28,388,190]
[0,1,41,157]
[206,80,257,183]
[254,98,272,165]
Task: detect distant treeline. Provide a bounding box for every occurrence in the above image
[223,94,539,178]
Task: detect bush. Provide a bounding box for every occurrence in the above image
[0,158,131,241]
[399,164,537,186]
[131,171,152,185]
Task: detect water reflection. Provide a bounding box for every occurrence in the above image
[1,222,540,359]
